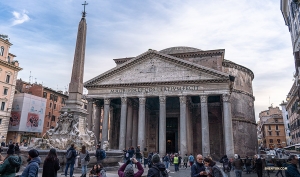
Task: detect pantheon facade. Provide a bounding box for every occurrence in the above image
[84,47,257,158]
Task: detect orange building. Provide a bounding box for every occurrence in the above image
[0,36,22,144]
[259,105,287,149]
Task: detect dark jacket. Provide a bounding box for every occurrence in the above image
[96,148,101,161]
[0,155,22,177]
[128,149,135,158]
[191,161,206,177]
[254,158,263,171]
[163,155,170,162]
[118,162,144,177]
[232,158,244,170]
[42,157,60,177]
[66,147,77,164]
[285,163,300,177]
[147,162,168,177]
[136,147,142,159]
[20,157,41,177]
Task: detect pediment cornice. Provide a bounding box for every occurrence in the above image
[84,49,229,87]
[85,79,229,88]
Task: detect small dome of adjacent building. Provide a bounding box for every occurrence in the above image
[160,46,202,55]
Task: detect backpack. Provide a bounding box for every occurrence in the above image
[212,165,228,177]
[189,155,194,162]
[99,169,107,177]
[66,150,73,160]
[153,166,168,177]
[100,149,106,160]
[85,151,90,161]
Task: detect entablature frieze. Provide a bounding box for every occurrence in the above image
[87,83,230,99]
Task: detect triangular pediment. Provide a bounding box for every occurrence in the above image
[84,50,229,87]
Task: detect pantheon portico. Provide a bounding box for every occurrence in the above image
[84,47,257,159]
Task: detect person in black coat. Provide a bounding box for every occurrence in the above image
[253,155,263,177]
[191,154,206,177]
[147,154,168,177]
[42,148,60,177]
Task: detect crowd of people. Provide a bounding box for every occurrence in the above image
[1,143,300,177]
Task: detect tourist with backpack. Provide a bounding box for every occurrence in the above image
[80,145,90,177]
[189,154,195,167]
[96,145,106,164]
[64,144,77,177]
[147,154,168,177]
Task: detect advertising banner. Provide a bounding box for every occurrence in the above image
[8,93,46,133]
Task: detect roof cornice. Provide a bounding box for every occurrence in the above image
[84,49,229,87]
[222,60,254,80]
[0,59,22,71]
[169,49,225,58]
[0,38,12,46]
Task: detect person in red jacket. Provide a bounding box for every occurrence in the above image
[118,158,144,177]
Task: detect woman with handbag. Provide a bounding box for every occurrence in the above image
[42,148,60,177]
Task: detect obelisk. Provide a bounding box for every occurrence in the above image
[62,1,88,113]
[46,2,95,150]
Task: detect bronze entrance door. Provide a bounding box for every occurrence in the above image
[166,117,178,153]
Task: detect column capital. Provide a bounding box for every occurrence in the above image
[121,97,127,104]
[104,98,110,105]
[200,95,208,103]
[86,97,94,103]
[139,97,146,105]
[179,95,186,104]
[159,96,166,104]
[222,94,231,102]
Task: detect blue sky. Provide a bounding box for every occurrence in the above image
[0,0,295,120]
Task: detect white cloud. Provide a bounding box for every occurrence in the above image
[12,10,30,26]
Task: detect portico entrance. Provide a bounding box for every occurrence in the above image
[166,117,178,153]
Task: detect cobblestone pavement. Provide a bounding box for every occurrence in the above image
[16,164,284,177]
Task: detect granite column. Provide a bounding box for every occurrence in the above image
[159,96,166,156]
[119,97,127,150]
[102,98,110,145]
[132,103,138,147]
[138,97,146,152]
[179,96,187,156]
[201,95,210,157]
[94,103,101,145]
[223,94,234,157]
[126,99,133,148]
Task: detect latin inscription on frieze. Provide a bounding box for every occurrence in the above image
[110,86,200,94]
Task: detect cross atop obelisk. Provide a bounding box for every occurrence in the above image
[82,1,88,18]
